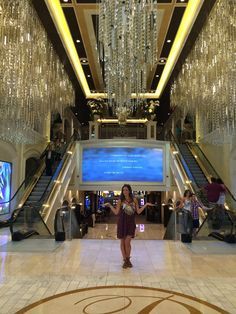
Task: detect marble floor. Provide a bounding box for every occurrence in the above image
[0,228,236,313]
[84,223,166,240]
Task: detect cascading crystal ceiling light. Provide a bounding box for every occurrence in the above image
[98,0,158,122]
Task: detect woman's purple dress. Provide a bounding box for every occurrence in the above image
[117,201,136,239]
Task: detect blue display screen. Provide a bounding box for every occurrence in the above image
[82,147,163,182]
[0,161,12,215]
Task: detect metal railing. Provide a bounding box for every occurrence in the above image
[0,143,50,217]
[165,132,236,241]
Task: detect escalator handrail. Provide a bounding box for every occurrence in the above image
[8,136,75,232]
[9,205,52,235]
[170,131,236,208]
[169,131,212,210]
[54,206,69,234]
[169,133,199,189]
[169,131,236,239]
[188,142,236,201]
[197,206,235,237]
[36,136,75,208]
[19,135,74,210]
[2,139,74,232]
[169,131,210,185]
[0,142,50,206]
[169,130,179,145]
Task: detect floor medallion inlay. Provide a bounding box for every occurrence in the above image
[16,286,229,314]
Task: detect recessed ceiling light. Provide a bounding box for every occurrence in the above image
[80,57,88,64]
[167,39,171,43]
[76,39,80,43]
[156,75,159,78]
[180,0,185,2]
[63,0,69,2]
[87,74,91,78]
[160,59,165,63]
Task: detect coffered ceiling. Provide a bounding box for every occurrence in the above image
[32,0,215,123]
[45,0,209,98]
[58,0,189,97]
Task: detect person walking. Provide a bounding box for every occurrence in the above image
[204,177,226,206]
[104,184,154,269]
[43,143,55,176]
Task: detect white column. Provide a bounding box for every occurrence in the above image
[94,121,99,139]
[89,121,99,139]
[89,122,95,139]
[42,112,51,142]
[71,118,74,137]
[146,121,157,140]
[171,118,175,135]
[16,143,25,185]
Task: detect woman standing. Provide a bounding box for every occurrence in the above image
[105,184,154,269]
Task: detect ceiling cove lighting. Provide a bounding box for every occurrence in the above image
[97,119,148,123]
[44,0,90,97]
[155,0,204,98]
[45,0,203,100]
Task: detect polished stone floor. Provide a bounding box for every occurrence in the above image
[0,227,236,313]
[84,223,166,240]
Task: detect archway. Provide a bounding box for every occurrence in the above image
[25,157,39,179]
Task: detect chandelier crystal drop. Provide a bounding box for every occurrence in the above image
[98,0,158,121]
[170,0,236,145]
[0,0,75,144]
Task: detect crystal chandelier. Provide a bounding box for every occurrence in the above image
[170,0,236,145]
[0,0,74,144]
[98,0,158,122]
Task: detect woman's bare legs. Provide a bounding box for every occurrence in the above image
[120,239,126,260]
[120,237,133,268]
[124,236,132,258]
[124,236,133,267]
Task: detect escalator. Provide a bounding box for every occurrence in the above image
[54,205,87,241]
[178,144,208,188]
[0,137,77,240]
[0,143,50,227]
[165,132,236,242]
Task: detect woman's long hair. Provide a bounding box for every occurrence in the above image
[120,184,134,202]
[183,189,192,198]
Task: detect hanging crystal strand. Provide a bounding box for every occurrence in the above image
[99,0,158,121]
[0,0,74,144]
[170,0,235,144]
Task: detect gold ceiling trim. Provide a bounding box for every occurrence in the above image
[147,3,175,88]
[97,119,148,123]
[45,0,203,100]
[75,4,104,91]
[44,0,90,97]
[88,93,158,99]
[155,0,205,98]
